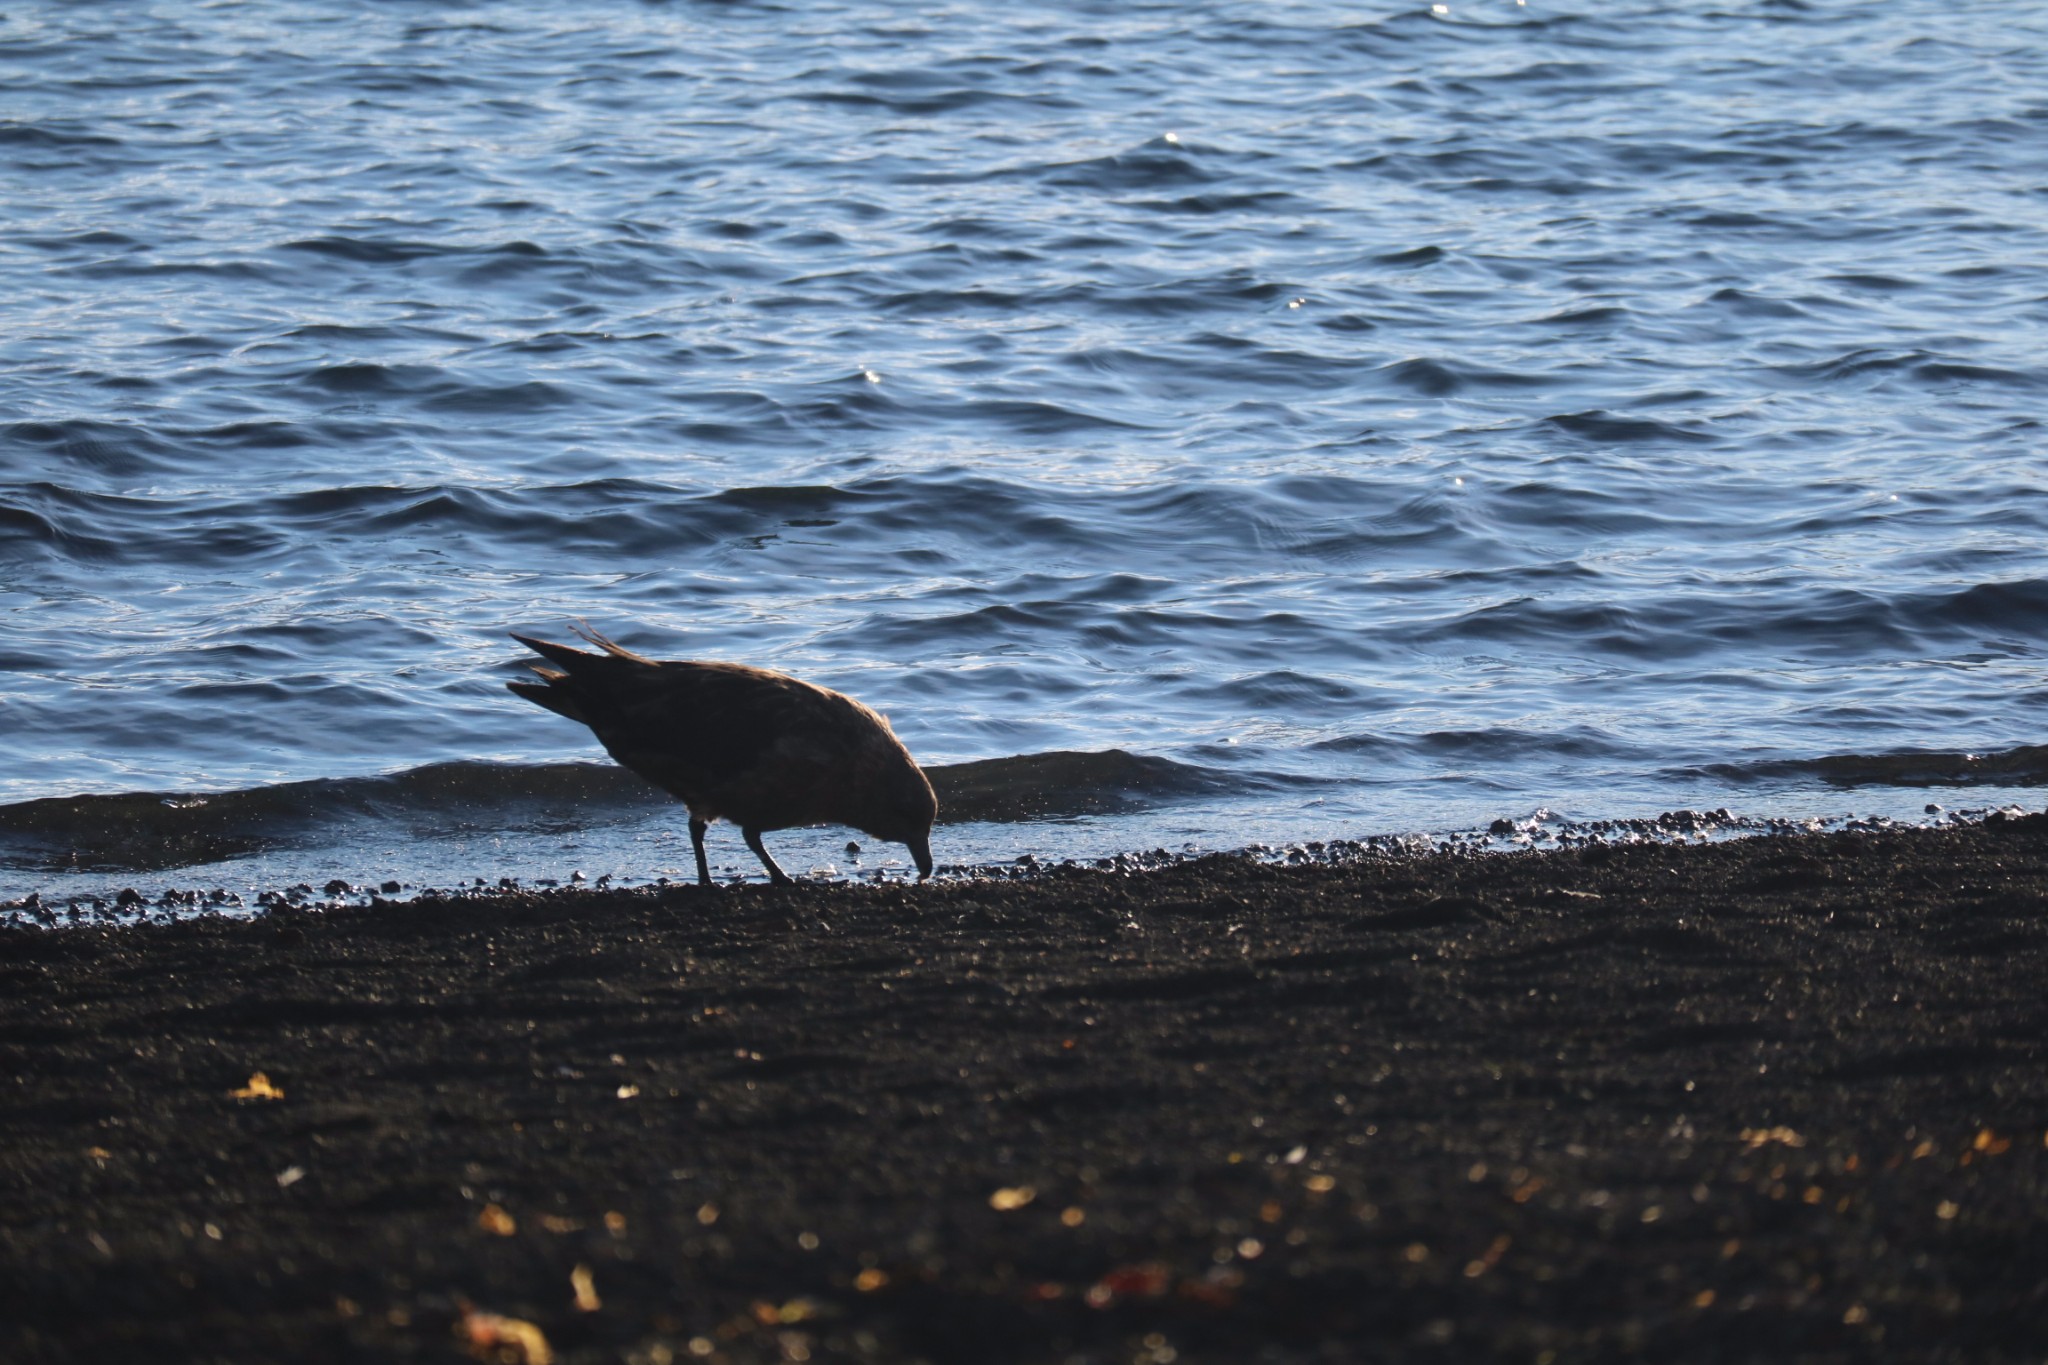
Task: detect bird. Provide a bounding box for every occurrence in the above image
[507,629,936,887]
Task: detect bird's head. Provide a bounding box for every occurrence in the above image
[862,755,938,881]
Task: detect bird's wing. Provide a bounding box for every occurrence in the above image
[573,659,853,794]
[510,636,880,823]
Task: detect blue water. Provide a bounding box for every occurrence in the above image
[5,0,2048,900]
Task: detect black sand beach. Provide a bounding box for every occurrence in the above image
[4,817,2047,1364]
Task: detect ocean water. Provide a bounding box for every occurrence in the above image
[5,0,2048,902]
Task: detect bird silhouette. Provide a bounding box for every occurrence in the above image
[508,630,935,886]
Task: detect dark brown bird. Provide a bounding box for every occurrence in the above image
[508,630,936,886]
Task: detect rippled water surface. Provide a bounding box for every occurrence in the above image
[6,0,2048,898]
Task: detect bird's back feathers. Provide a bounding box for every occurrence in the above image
[507,630,935,844]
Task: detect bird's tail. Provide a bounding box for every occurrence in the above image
[507,627,652,722]
[506,676,586,723]
[570,623,654,663]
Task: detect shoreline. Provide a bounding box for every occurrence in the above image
[4,817,2047,1361]
[7,744,2048,911]
[5,797,2034,928]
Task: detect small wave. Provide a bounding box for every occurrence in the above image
[0,122,121,148]
[419,379,574,414]
[1541,410,1718,445]
[59,257,280,285]
[1697,287,1810,320]
[1685,745,2048,790]
[1128,190,1302,216]
[809,84,1065,117]
[1406,580,2048,660]
[303,362,442,395]
[278,236,450,264]
[1823,273,1921,293]
[189,420,315,450]
[1914,361,2045,390]
[0,751,1267,873]
[4,418,176,476]
[1530,304,1630,327]
[1381,356,1556,396]
[1037,143,1224,193]
[1182,671,1387,714]
[1313,726,1635,764]
[930,750,1251,823]
[0,762,663,874]
[1780,348,2046,391]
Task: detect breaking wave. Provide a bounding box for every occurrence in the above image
[0,751,1307,874]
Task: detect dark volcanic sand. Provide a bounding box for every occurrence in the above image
[4,819,2048,1364]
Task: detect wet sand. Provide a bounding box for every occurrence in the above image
[4,817,2047,1364]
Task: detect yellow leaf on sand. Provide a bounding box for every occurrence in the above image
[458,1304,553,1365]
[570,1263,601,1312]
[477,1203,518,1237]
[231,1072,284,1101]
[989,1185,1036,1211]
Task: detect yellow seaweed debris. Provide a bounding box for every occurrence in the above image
[989,1185,1036,1211]
[477,1203,518,1237]
[231,1072,284,1101]
[751,1298,818,1327]
[458,1304,553,1365]
[571,1263,601,1312]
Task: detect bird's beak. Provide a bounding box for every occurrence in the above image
[908,833,933,881]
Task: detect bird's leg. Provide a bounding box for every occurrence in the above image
[742,827,793,885]
[689,816,712,888]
